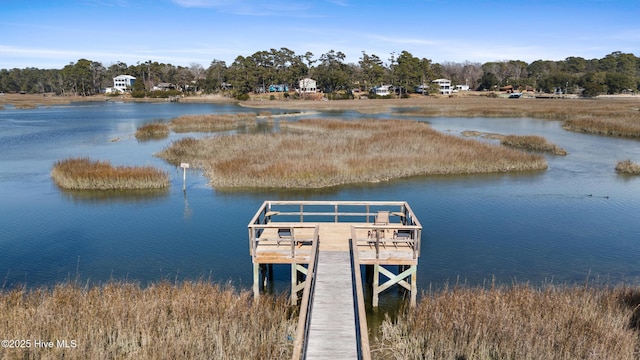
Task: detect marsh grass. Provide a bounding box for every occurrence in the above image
[374,284,640,360]
[0,281,295,359]
[51,157,170,190]
[157,119,546,189]
[242,96,640,139]
[169,113,257,133]
[615,159,640,175]
[563,116,640,138]
[135,122,170,140]
[501,135,568,155]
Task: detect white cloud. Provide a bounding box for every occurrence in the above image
[170,0,312,16]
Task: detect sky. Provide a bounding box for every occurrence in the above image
[1,0,639,70]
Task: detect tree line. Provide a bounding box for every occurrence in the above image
[1,49,638,97]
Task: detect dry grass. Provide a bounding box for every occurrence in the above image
[157,119,546,189]
[374,284,640,360]
[501,135,568,155]
[241,95,640,139]
[0,281,295,359]
[51,157,170,190]
[615,159,640,175]
[169,113,257,133]
[563,116,640,138]
[135,122,170,139]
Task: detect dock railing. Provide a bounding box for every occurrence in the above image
[249,200,422,260]
[291,229,320,360]
[351,224,421,259]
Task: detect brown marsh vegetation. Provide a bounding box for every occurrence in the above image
[0,281,295,359]
[135,113,259,140]
[51,157,170,190]
[169,112,257,133]
[500,135,568,155]
[243,95,640,139]
[135,122,170,139]
[373,284,640,360]
[157,119,547,189]
[616,159,640,175]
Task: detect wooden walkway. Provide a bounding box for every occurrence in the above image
[248,201,423,360]
[305,251,358,359]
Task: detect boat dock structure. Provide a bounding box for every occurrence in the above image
[247,200,423,359]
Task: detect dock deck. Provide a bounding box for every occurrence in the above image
[248,201,422,359]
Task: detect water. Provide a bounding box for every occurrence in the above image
[1,102,639,305]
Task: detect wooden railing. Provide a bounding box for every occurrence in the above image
[350,238,371,360]
[291,230,320,360]
[248,223,318,259]
[249,201,422,260]
[249,200,422,225]
[351,224,422,259]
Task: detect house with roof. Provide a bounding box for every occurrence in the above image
[112,75,136,92]
[432,79,452,95]
[371,84,392,96]
[152,82,176,91]
[298,78,317,93]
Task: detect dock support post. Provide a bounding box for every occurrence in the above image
[373,264,380,307]
[291,262,298,305]
[372,264,417,308]
[253,262,260,301]
[411,266,417,307]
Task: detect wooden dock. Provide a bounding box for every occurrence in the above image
[305,251,358,359]
[248,201,422,359]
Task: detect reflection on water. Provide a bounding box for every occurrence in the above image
[1,102,639,313]
[58,188,170,204]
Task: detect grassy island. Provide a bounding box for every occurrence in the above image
[135,113,259,140]
[51,157,170,190]
[169,112,257,133]
[157,119,547,189]
[135,123,170,139]
[616,159,640,175]
[500,134,568,155]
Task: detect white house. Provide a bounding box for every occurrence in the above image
[454,84,470,92]
[113,75,136,92]
[432,79,452,95]
[371,84,392,96]
[298,78,317,93]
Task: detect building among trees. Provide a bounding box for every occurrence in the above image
[298,78,317,93]
[112,75,136,93]
[432,79,452,95]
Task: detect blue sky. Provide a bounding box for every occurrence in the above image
[2,0,639,69]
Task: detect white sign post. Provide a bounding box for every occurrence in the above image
[180,163,189,191]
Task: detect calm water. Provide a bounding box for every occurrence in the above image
[1,101,640,304]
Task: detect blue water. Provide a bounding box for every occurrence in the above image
[1,101,639,302]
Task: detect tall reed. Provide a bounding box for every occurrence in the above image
[51,157,170,190]
[501,134,567,155]
[169,113,257,132]
[374,284,640,360]
[135,122,170,139]
[0,281,295,359]
[157,118,547,189]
